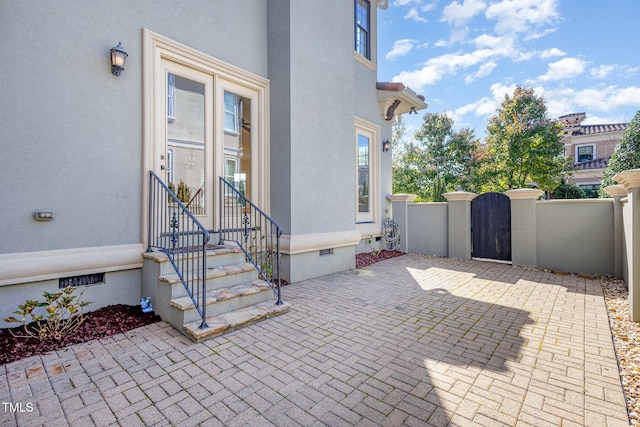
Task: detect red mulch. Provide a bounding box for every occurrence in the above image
[0,305,161,365]
[356,250,405,268]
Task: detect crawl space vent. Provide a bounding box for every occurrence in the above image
[59,272,105,289]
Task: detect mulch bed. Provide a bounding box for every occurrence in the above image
[0,305,161,365]
[356,250,405,268]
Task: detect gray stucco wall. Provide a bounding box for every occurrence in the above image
[1,0,269,254]
[269,0,356,237]
[535,200,614,276]
[407,203,448,256]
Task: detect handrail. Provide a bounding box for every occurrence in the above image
[218,177,283,305]
[148,171,211,329]
[186,186,204,215]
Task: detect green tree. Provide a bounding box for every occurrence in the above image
[601,110,640,195]
[553,181,586,199]
[393,112,481,201]
[482,86,568,193]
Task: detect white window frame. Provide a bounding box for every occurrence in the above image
[575,144,595,163]
[355,117,380,233]
[354,0,380,69]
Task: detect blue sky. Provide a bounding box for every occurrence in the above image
[377,0,640,140]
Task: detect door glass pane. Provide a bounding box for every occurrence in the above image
[358,134,370,213]
[223,91,251,201]
[167,73,206,214]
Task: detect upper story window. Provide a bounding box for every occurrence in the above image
[355,0,370,59]
[576,144,595,163]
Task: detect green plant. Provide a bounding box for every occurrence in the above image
[176,180,191,203]
[553,181,586,199]
[3,286,91,340]
[367,235,380,256]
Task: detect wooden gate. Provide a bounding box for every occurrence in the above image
[471,192,511,261]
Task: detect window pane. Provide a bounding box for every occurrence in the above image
[224,92,239,133]
[355,0,370,58]
[358,134,370,213]
[577,145,594,162]
[167,74,206,215]
[167,74,176,120]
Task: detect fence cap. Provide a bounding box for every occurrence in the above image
[504,188,544,200]
[614,169,640,190]
[604,184,627,198]
[387,194,417,202]
[443,191,477,202]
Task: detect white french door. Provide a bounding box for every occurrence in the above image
[144,30,271,240]
[155,60,214,229]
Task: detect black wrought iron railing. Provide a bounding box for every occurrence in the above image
[219,177,283,305]
[148,171,210,329]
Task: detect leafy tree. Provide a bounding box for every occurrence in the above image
[553,181,586,199]
[482,86,568,193]
[601,110,640,195]
[392,112,481,201]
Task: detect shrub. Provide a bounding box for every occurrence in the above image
[3,286,91,340]
[553,181,586,199]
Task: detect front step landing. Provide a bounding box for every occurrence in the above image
[183,300,291,342]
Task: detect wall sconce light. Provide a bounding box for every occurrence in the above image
[382,139,391,152]
[110,42,128,76]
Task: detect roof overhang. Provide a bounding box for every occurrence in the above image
[376,82,427,122]
[377,1,388,10]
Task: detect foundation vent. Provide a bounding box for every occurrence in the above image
[59,272,105,289]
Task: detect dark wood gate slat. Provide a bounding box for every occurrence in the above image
[471,192,511,261]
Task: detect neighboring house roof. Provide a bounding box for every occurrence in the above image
[579,123,628,135]
[559,112,629,136]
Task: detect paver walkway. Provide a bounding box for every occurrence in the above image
[0,255,630,426]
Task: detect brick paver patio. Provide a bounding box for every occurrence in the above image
[0,254,629,426]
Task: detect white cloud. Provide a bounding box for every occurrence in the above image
[485,0,560,35]
[472,34,504,49]
[465,61,497,83]
[393,48,497,90]
[583,114,630,125]
[385,39,417,60]
[540,48,565,58]
[590,65,616,79]
[538,57,587,82]
[405,6,429,22]
[541,85,640,118]
[441,0,487,27]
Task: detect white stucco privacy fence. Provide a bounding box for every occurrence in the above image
[389,168,640,321]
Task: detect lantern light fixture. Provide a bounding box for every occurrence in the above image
[382,139,391,152]
[110,42,128,76]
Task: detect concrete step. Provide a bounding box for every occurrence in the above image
[142,244,245,275]
[170,280,275,324]
[159,262,258,295]
[183,300,292,342]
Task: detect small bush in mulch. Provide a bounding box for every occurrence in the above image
[356,250,405,268]
[0,305,161,365]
